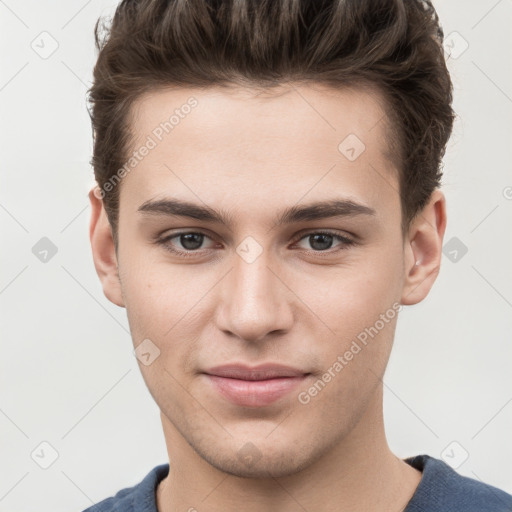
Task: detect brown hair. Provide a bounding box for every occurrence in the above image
[88,0,455,246]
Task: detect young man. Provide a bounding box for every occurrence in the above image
[85,0,512,511]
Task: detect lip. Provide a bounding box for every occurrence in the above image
[203,363,310,407]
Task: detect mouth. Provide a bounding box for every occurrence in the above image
[203,363,311,407]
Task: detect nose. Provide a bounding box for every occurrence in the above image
[215,247,294,343]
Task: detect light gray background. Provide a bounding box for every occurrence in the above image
[1,1,511,510]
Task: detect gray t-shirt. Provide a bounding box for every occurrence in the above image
[82,454,512,511]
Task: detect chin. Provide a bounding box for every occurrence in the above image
[197,438,324,479]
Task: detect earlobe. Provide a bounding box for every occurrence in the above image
[88,186,125,308]
[401,189,447,306]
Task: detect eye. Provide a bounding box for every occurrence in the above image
[293,231,356,252]
[156,229,356,258]
[157,231,217,257]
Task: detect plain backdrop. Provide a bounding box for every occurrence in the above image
[1,1,511,510]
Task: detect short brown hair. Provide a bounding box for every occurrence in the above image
[88,0,455,246]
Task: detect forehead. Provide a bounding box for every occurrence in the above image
[120,83,399,225]
[130,82,391,154]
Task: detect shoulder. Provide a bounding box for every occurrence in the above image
[81,463,169,512]
[404,454,512,512]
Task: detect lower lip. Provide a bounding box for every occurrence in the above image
[205,374,309,407]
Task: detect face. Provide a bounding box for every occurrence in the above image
[90,83,445,478]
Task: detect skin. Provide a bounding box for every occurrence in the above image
[89,83,446,512]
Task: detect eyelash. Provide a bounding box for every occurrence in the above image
[155,230,356,258]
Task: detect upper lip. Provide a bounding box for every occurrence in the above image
[204,363,309,381]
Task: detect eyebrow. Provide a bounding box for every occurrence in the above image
[137,197,376,227]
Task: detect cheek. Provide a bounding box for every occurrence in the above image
[290,244,403,394]
[119,253,217,362]
[122,273,184,339]
[294,248,402,333]
[302,288,399,425]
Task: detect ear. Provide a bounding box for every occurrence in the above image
[88,186,125,308]
[401,189,447,305]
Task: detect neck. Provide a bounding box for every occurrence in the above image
[156,385,422,512]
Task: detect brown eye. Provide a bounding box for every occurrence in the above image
[294,231,355,252]
[157,231,217,257]
[176,233,204,251]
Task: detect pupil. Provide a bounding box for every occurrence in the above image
[310,234,332,251]
[181,233,203,250]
